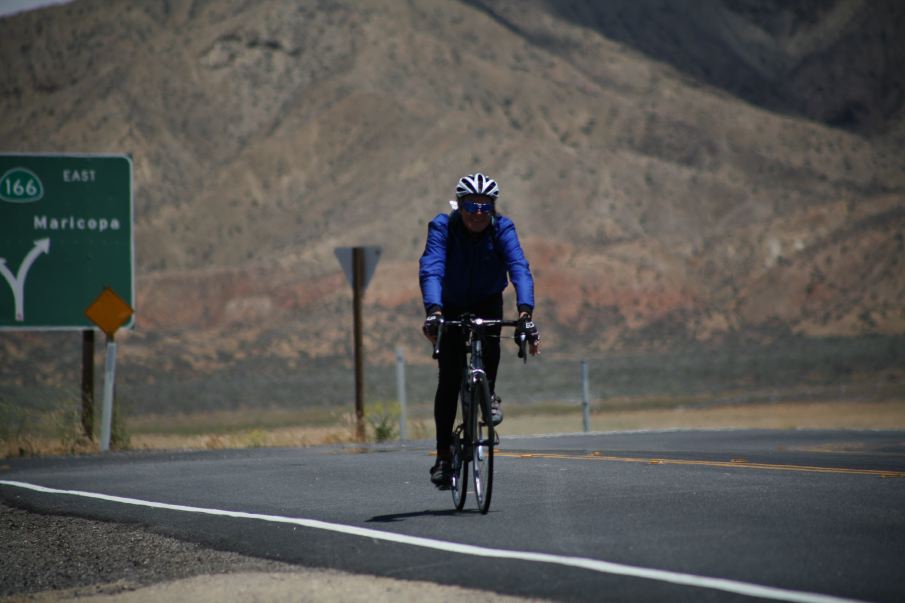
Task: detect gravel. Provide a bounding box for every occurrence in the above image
[0,501,296,598]
[0,502,545,602]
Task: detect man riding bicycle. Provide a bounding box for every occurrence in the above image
[419,172,540,488]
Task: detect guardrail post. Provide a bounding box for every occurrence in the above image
[581,359,590,433]
[395,346,408,440]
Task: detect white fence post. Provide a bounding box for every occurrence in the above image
[581,359,590,433]
[395,346,408,440]
[100,340,118,451]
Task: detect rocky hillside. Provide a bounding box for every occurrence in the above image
[482,0,905,134]
[1,0,903,408]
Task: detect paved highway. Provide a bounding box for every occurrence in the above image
[2,429,904,602]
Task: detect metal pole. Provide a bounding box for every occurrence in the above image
[581,359,590,433]
[81,329,95,439]
[396,346,408,440]
[100,336,117,452]
[353,247,365,441]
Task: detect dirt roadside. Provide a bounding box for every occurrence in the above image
[0,502,546,603]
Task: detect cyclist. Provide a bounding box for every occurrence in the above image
[419,172,540,488]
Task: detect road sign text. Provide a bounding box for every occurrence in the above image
[34,215,123,232]
[0,167,43,203]
[63,169,97,182]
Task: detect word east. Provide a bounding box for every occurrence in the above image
[63,169,97,182]
[34,215,121,232]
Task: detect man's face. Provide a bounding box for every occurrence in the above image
[459,194,495,234]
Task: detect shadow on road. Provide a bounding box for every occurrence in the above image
[366,508,481,522]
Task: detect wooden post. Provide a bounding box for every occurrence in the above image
[353,247,365,441]
[81,329,95,439]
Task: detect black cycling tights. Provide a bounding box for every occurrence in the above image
[434,294,502,458]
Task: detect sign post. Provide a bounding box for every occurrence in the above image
[99,339,118,452]
[335,246,381,441]
[352,248,365,441]
[81,329,95,438]
[84,287,134,451]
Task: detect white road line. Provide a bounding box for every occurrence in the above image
[0,479,866,603]
[502,428,740,439]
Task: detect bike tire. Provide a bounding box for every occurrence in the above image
[451,433,468,510]
[451,371,471,511]
[471,373,494,514]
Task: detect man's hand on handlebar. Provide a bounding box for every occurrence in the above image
[423,312,442,344]
[516,312,541,357]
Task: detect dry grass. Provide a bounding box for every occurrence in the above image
[4,399,903,459]
[131,426,358,451]
[1,435,99,458]
[503,399,905,435]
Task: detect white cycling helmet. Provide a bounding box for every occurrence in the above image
[455,172,500,200]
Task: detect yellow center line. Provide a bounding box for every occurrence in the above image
[496,451,905,478]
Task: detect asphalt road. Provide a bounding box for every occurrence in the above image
[2,429,904,602]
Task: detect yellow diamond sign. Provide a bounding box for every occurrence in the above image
[84,287,133,338]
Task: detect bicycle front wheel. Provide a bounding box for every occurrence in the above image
[451,430,468,510]
[471,373,494,514]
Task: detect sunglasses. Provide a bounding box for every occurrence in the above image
[461,200,494,214]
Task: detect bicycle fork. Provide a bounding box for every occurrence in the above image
[459,369,485,461]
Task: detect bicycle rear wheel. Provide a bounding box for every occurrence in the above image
[471,374,494,514]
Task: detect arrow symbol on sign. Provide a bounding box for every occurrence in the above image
[0,238,51,322]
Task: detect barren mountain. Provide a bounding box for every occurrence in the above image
[1,0,903,410]
[480,0,905,133]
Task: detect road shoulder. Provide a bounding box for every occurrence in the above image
[0,502,545,603]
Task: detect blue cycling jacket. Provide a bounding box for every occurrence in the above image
[419,212,535,314]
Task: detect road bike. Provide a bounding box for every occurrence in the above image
[433,315,528,514]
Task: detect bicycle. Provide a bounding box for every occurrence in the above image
[432,315,528,514]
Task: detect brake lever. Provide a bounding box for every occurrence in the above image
[517,332,527,364]
[432,317,445,359]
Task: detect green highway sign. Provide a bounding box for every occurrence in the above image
[0,153,133,330]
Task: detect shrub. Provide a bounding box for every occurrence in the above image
[365,401,400,442]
